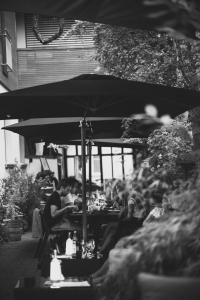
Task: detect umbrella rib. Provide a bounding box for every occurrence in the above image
[62,96,90,116]
[94,96,126,114]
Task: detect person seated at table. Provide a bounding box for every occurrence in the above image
[61,176,82,209]
[49,177,82,234]
[42,177,81,256]
[128,193,147,219]
[38,178,74,268]
[91,193,172,286]
[48,172,59,191]
[143,192,172,225]
[112,179,128,209]
[43,178,75,230]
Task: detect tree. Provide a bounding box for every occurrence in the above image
[94,25,200,88]
[93,24,200,154]
[141,0,200,40]
[188,107,200,149]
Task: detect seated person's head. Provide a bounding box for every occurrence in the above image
[57,178,71,196]
[72,181,81,195]
[58,176,81,193]
[65,176,81,194]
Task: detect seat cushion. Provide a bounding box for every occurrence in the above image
[138,272,200,300]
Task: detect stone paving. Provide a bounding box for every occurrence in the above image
[0,232,40,300]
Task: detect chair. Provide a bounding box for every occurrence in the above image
[137,272,200,300]
[34,212,50,259]
[32,208,43,238]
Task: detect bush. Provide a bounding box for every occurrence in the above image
[0,165,41,230]
[98,183,200,300]
[147,123,192,181]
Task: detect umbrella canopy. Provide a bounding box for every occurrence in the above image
[66,138,145,148]
[2,117,127,142]
[2,117,150,143]
[0,0,175,32]
[0,1,198,41]
[0,74,199,120]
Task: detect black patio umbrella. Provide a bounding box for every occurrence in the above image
[0,74,199,119]
[2,117,128,143]
[66,138,144,148]
[0,0,180,33]
[3,114,146,243]
[3,116,144,202]
[1,73,200,243]
[2,116,125,196]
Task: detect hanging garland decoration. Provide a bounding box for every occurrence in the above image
[32,14,65,45]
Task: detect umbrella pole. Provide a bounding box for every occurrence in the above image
[88,138,92,197]
[80,119,87,244]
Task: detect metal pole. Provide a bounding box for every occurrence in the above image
[122,148,125,181]
[62,147,67,178]
[99,146,103,185]
[88,139,92,197]
[80,119,87,244]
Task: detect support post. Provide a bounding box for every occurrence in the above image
[80,119,87,244]
[99,146,103,186]
[62,147,67,178]
[88,139,92,197]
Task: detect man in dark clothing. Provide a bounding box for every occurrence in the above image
[43,178,72,229]
[39,178,81,274]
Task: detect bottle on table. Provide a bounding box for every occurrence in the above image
[65,231,73,258]
[72,230,79,258]
[81,239,86,259]
[50,249,64,281]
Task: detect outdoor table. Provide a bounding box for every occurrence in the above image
[51,210,120,252]
[69,209,120,224]
[14,276,97,300]
[51,210,120,233]
[42,257,105,278]
[51,210,120,230]
[40,210,118,277]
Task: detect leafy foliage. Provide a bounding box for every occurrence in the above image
[142,0,200,40]
[0,166,29,219]
[55,18,200,89]
[147,122,192,180]
[122,114,163,138]
[96,172,200,300]
[0,165,41,226]
[52,17,200,94]
[93,119,197,299]
[94,25,200,89]
[99,197,200,300]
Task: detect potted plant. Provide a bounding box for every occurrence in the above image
[0,164,40,240]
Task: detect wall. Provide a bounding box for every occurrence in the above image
[0,83,8,178]
[25,158,58,179]
[0,120,6,178]
[0,12,20,178]
[0,11,18,90]
[16,14,102,88]
[0,118,21,178]
[17,47,100,88]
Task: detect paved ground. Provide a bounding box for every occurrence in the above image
[0,232,40,300]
